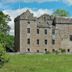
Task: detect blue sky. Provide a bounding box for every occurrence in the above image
[8,1,72,16]
[0,0,72,16]
[0,0,72,35]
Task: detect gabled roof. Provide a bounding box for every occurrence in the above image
[14,10,72,24]
[38,14,54,20]
[14,10,37,21]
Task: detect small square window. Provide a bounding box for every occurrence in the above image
[52,30,55,35]
[37,50,39,53]
[70,35,72,41]
[37,29,39,34]
[37,39,39,45]
[52,39,55,45]
[45,39,47,45]
[27,28,30,33]
[45,29,47,34]
[52,49,55,52]
[27,38,30,44]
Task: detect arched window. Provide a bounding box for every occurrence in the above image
[28,48,30,52]
[67,49,70,52]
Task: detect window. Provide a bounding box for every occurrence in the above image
[45,49,47,52]
[37,39,39,45]
[67,49,70,52]
[27,38,30,44]
[28,21,30,24]
[52,49,55,52]
[37,50,39,53]
[45,39,47,45]
[28,48,30,52]
[45,29,47,34]
[45,49,48,53]
[37,29,39,34]
[27,28,30,33]
[52,39,55,45]
[52,30,55,35]
[52,18,56,26]
[70,35,72,41]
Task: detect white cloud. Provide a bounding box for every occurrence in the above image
[63,0,72,5]
[3,8,53,35]
[66,0,72,5]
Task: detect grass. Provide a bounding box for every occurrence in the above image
[0,54,72,72]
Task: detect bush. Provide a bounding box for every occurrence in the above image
[52,50,59,54]
[0,44,9,68]
[55,50,59,54]
[45,51,51,54]
[59,48,66,53]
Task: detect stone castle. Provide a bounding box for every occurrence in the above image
[14,10,72,53]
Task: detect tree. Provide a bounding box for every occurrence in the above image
[0,44,9,68]
[5,35,14,52]
[53,9,69,17]
[0,11,11,35]
[0,11,11,67]
[0,11,15,52]
[0,11,12,49]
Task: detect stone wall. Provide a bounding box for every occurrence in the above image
[14,10,72,53]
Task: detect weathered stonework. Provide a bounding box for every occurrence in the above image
[14,10,72,53]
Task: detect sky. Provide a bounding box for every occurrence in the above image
[0,0,72,35]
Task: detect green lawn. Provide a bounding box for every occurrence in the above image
[0,54,72,72]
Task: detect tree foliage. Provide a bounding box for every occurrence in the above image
[0,11,14,51]
[5,35,14,52]
[0,33,14,51]
[0,11,11,35]
[0,44,9,68]
[0,11,10,47]
[53,9,69,17]
[0,11,11,67]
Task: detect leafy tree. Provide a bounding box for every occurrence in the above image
[0,32,8,46]
[0,32,14,52]
[0,11,11,67]
[0,44,9,68]
[0,11,11,35]
[0,11,15,52]
[53,9,69,17]
[5,35,14,52]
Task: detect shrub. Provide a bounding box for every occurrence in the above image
[0,44,9,68]
[55,50,59,54]
[52,50,59,54]
[45,51,51,54]
[59,48,66,53]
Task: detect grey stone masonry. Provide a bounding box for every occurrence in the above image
[14,10,72,53]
